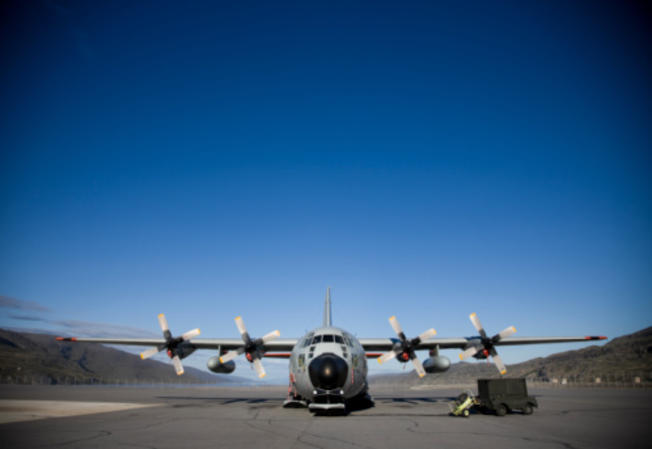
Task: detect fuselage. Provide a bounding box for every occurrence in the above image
[289,326,368,402]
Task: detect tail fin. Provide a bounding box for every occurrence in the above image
[323,287,332,327]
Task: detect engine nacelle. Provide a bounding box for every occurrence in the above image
[207,356,236,374]
[175,342,197,359]
[423,355,451,373]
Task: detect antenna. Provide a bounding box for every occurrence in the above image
[323,287,332,327]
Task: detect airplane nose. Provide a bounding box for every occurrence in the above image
[308,353,348,390]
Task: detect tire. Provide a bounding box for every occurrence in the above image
[495,404,507,416]
[523,404,533,415]
[463,409,470,417]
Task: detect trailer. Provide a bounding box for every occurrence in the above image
[476,378,537,416]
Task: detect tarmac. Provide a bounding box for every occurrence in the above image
[0,384,650,449]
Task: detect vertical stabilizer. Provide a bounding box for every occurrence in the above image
[323,287,332,327]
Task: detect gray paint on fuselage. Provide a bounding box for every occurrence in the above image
[289,326,367,401]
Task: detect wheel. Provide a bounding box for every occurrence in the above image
[495,404,507,416]
[457,393,468,402]
[523,404,533,415]
[463,409,470,417]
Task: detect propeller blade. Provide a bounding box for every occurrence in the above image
[492,353,507,375]
[389,316,403,336]
[252,358,266,378]
[411,356,426,378]
[172,355,184,375]
[377,350,398,364]
[496,326,516,340]
[234,316,247,336]
[261,330,280,343]
[158,313,169,333]
[417,328,437,342]
[459,346,479,361]
[181,328,201,341]
[140,347,160,360]
[219,348,243,364]
[469,313,484,334]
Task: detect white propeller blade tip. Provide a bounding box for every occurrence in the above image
[500,369,507,375]
[418,328,437,341]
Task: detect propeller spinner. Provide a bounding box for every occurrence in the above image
[218,316,280,378]
[458,312,516,375]
[377,316,436,378]
[139,313,201,376]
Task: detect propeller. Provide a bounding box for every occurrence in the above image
[140,313,201,376]
[458,312,516,375]
[377,316,437,378]
[218,316,280,378]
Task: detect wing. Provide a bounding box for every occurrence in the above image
[359,335,606,351]
[55,336,298,352]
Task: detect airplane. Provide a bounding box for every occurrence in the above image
[56,288,607,413]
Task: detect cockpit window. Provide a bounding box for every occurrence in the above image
[311,335,322,344]
[322,335,334,343]
[334,335,344,344]
[303,333,314,347]
[343,335,352,346]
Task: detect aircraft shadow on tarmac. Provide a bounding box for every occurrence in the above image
[156,395,455,402]
[154,395,457,414]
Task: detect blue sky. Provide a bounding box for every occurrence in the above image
[1,1,650,382]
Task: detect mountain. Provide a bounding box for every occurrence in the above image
[0,329,239,385]
[371,327,652,386]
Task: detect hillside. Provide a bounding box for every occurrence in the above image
[371,327,652,386]
[0,329,237,385]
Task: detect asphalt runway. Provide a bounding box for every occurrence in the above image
[0,384,649,449]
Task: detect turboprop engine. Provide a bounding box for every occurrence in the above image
[422,355,451,373]
[207,356,236,374]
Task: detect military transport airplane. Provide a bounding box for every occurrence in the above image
[56,288,606,413]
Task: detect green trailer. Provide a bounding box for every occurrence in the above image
[476,378,537,416]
